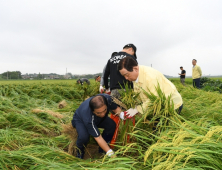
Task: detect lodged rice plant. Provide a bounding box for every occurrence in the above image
[140,83,181,133]
[142,116,222,170]
[115,83,142,146]
[0,79,222,169]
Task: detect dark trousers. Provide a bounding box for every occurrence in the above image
[74,116,116,150]
[177,104,183,114]
[193,78,200,89]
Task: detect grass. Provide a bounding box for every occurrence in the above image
[0,79,222,169]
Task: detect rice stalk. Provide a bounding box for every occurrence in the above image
[61,124,78,156]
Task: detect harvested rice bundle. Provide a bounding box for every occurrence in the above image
[32,109,64,119]
[62,124,78,156]
[140,83,180,132]
[58,100,67,109]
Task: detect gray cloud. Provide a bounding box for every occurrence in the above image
[0,0,222,76]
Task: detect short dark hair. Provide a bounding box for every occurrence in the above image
[193,59,197,62]
[117,56,138,72]
[123,44,137,59]
[180,66,183,68]
[89,95,107,111]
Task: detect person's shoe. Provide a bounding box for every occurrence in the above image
[76,147,85,159]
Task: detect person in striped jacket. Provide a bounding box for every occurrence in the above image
[71,94,123,159]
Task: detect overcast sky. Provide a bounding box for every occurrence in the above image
[0,0,222,77]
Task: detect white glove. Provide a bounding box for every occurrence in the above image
[106,88,110,93]
[99,85,104,93]
[119,112,125,120]
[126,108,138,118]
[106,149,114,157]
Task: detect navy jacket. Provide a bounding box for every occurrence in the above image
[72,94,117,137]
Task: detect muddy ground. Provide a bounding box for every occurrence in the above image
[84,144,104,159]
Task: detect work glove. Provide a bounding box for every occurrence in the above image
[106,149,114,157]
[99,85,104,93]
[105,88,111,94]
[126,108,138,118]
[119,112,125,120]
[119,111,133,120]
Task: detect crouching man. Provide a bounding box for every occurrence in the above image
[71,94,122,159]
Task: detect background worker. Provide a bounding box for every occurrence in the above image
[71,94,123,159]
[94,75,101,82]
[95,74,108,93]
[117,56,183,118]
[103,44,137,99]
[178,66,186,85]
[192,59,202,89]
[77,78,90,85]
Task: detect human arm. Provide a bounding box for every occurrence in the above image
[100,64,107,87]
[94,135,111,153]
[112,106,122,116]
[94,135,115,157]
[198,66,202,77]
[104,60,110,90]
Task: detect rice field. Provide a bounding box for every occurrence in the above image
[0,79,222,169]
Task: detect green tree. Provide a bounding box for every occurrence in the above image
[1,71,22,79]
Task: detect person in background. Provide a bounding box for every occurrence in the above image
[117,56,183,118]
[95,74,108,93]
[103,44,137,99]
[95,75,101,82]
[71,94,124,159]
[178,66,186,85]
[192,59,202,89]
[77,78,90,85]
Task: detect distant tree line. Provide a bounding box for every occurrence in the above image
[1,71,22,80]
[0,71,103,80]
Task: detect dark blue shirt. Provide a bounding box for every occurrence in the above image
[72,94,118,137]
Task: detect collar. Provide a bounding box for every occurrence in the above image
[134,76,139,83]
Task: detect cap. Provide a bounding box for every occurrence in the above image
[123,44,137,59]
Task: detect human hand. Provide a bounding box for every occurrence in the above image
[99,85,104,93]
[119,112,125,120]
[126,108,138,118]
[106,149,115,157]
[105,88,111,94]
